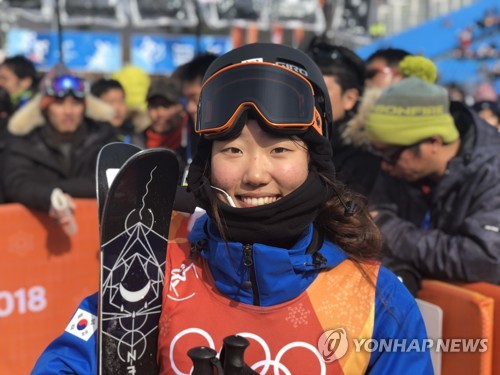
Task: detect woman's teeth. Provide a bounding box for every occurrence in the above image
[240,196,280,206]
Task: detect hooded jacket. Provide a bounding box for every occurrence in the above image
[369,102,500,283]
[32,215,432,374]
[330,87,384,196]
[2,93,116,211]
[331,115,380,196]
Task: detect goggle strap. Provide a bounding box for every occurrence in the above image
[312,108,323,136]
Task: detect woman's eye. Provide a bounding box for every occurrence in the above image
[272,147,289,154]
[223,147,241,154]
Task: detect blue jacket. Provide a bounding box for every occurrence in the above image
[32,216,433,374]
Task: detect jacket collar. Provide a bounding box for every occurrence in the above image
[188,215,347,306]
[7,93,114,136]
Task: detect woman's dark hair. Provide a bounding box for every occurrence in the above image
[90,78,124,98]
[314,174,381,262]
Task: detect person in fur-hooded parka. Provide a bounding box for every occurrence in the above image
[1,68,116,211]
[305,39,381,196]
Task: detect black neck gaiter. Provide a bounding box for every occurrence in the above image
[197,172,332,248]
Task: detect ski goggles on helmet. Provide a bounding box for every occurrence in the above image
[196,62,323,138]
[45,74,86,99]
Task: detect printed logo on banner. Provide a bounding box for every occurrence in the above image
[131,34,232,74]
[131,35,168,73]
[201,35,233,56]
[6,29,51,67]
[65,308,98,341]
[61,31,122,72]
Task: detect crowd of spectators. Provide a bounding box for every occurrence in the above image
[0,44,498,293]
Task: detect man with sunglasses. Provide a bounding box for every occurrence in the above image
[365,75,500,293]
[2,66,116,221]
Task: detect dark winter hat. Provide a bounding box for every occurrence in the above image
[365,77,459,145]
[146,76,180,105]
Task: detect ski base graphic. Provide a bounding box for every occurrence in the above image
[98,148,179,374]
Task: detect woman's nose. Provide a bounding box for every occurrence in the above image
[242,155,271,186]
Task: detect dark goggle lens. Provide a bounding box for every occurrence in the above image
[49,75,86,99]
[197,63,316,135]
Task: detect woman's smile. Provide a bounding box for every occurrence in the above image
[237,195,282,207]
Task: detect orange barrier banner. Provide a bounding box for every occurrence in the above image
[0,199,100,375]
[0,200,191,374]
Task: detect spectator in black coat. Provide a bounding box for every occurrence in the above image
[305,38,380,196]
[0,87,14,203]
[2,65,116,221]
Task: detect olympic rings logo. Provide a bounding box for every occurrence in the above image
[169,328,327,375]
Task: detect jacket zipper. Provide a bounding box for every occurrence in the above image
[243,244,260,306]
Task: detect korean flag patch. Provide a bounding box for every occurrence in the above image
[65,308,98,341]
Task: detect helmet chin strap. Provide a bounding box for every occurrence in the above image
[210,185,237,207]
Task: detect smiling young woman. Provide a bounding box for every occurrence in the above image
[32,44,433,375]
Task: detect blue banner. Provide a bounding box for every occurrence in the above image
[6,29,232,75]
[6,29,122,73]
[60,31,122,72]
[200,35,233,56]
[131,34,232,74]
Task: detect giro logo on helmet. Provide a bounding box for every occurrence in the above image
[241,59,309,77]
[275,62,309,77]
